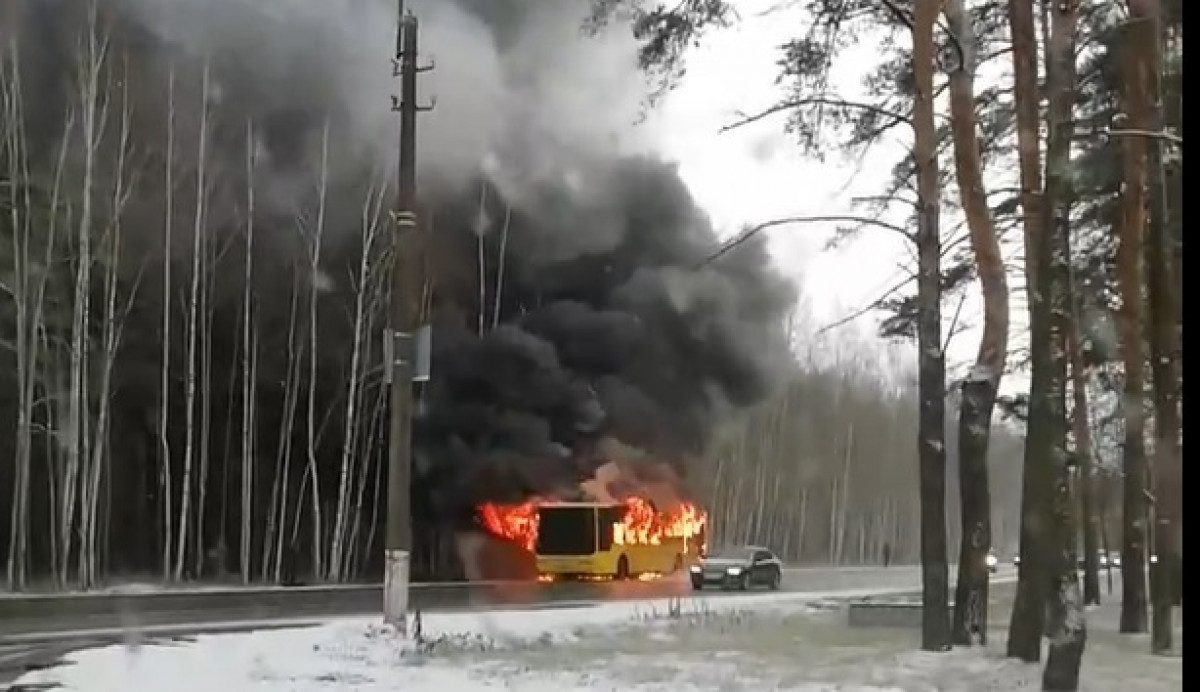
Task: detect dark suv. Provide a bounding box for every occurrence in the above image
[689,545,783,590]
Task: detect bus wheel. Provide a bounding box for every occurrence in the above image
[616,555,630,580]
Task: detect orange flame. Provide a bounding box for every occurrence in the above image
[478,501,539,553]
[613,498,707,554]
[479,497,708,556]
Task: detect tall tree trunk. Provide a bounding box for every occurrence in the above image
[38,117,72,585]
[304,120,331,581]
[265,275,302,582]
[1128,0,1181,655]
[3,39,37,591]
[329,183,384,579]
[1006,0,1050,661]
[193,187,214,579]
[1115,8,1151,635]
[1068,318,1101,606]
[345,387,386,578]
[837,426,853,565]
[475,183,487,335]
[159,64,175,582]
[945,0,1008,647]
[81,69,132,588]
[263,273,302,583]
[240,119,257,584]
[491,205,511,329]
[64,3,106,586]
[913,0,949,652]
[1041,3,1087,688]
[175,62,209,581]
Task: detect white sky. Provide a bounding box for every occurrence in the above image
[642,0,1024,389]
[648,3,924,363]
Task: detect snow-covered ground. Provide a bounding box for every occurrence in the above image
[15,579,1180,691]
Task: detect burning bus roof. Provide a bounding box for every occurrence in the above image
[536,501,626,509]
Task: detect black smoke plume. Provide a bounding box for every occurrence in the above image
[417,155,795,523]
[1,0,795,579]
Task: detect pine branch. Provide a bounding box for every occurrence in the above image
[721,97,916,133]
[700,214,914,268]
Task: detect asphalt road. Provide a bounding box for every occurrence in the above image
[1,566,935,688]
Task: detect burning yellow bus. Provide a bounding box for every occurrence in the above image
[480,498,707,580]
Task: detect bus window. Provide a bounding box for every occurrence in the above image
[536,506,597,555]
[597,506,623,551]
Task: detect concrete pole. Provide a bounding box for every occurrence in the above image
[384,5,427,631]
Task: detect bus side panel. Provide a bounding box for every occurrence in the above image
[622,541,684,575]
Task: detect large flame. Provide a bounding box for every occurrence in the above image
[478,501,539,553]
[478,497,707,555]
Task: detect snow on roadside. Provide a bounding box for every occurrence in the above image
[14,575,1178,692]
[11,589,901,692]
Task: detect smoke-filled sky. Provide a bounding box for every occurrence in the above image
[108,0,980,378]
[8,0,1009,497]
[94,0,799,511]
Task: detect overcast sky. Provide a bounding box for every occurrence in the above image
[407,0,1021,388]
[648,2,931,371]
[643,0,1028,391]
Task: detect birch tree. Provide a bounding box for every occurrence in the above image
[159,63,176,581]
[328,179,386,579]
[62,2,109,586]
[240,119,257,584]
[175,61,210,581]
[80,58,138,588]
[304,119,331,580]
[2,30,38,591]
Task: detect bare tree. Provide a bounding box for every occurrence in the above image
[159,63,176,582]
[175,61,210,581]
[2,31,40,591]
[80,57,137,588]
[263,270,302,582]
[329,179,386,579]
[193,197,216,578]
[62,2,109,586]
[304,119,331,580]
[491,205,511,330]
[239,119,257,584]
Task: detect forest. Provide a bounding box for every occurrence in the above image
[0,0,1183,687]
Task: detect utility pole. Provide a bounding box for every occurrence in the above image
[384,2,432,632]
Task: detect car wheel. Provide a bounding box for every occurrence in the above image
[615,555,630,580]
[768,568,781,590]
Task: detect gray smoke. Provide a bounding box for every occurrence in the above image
[418,153,795,522]
[3,0,796,526]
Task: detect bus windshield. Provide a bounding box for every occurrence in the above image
[536,506,596,555]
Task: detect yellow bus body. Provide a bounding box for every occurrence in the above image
[533,502,700,579]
